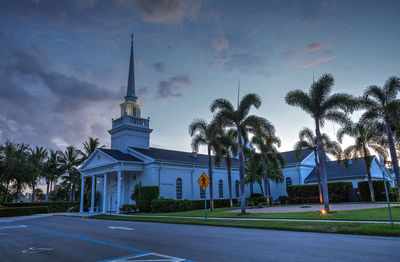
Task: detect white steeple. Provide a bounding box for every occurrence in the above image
[108,35,152,152]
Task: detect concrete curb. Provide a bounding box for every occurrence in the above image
[116,214,400,224]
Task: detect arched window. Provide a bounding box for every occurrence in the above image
[200,186,205,199]
[250,183,254,195]
[286,177,292,188]
[176,178,182,200]
[235,180,240,197]
[218,179,223,198]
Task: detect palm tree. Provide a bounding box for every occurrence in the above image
[43,150,62,202]
[29,146,47,202]
[285,74,357,211]
[249,117,280,204]
[211,93,262,215]
[244,149,264,195]
[3,141,31,202]
[215,128,238,208]
[361,76,400,196]
[337,120,388,202]
[59,146,82,202]
[81,137,104,162]
[188,119,220,211]
[294,127,342,204]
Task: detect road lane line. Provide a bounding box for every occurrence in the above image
[0,234,56,243]
[0,225,27,230]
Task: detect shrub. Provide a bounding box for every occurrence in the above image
[389,188,399,202]
[358,181,393,202]
[138,186,159,212]
[0,206,49,217]
[120,204,137,213]
[2,201,79,213]
[151,198,193,212]
[287,182,353,203]
[191,199,238,210]
[278,196,288,204]
[247,193,269,205]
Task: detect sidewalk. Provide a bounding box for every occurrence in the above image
[118,214,399,224]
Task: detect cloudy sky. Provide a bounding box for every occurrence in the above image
[0,0,399,154]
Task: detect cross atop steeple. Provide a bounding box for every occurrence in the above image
[125,33,137,102]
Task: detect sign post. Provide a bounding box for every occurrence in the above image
[197,172,210,220]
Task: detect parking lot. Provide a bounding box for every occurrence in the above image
[0,215,189,262]
[1,214,400,262]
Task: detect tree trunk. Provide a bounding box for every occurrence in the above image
[32,184,35,202]
[315,119,330,211]
[4,182,9,202]
[366,167,375,202]
[46,182,50,202]
[314,150,323,204]
[16,185,20,203]
[226,156,233,208]
[258,182,264,196]
[69,177,73,202]
[385,117,400,198]
[72,182,76,202]
[207,146,214,211]
[238,125,246,215]
[261,153,270,205]
[50,180,53,193]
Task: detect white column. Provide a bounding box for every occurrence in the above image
[90,175,95,213]
[80,176,85,212]
[117,171,121,214]
[103,173,107,213]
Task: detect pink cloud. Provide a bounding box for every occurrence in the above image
[305,42,329,52]
[211,31,229,53]
[301,56,334,68]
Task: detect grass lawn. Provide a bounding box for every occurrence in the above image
[133,206,400,222]
[91,214,400,237]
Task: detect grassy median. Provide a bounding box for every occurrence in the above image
[133,206,400,222]
[91,214,400,237]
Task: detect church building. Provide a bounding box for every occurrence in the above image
[78,37,394,213]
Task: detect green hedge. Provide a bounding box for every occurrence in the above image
[358,181,395,202]
[151,198,193,212]
[287,182,353,203]
[2,201,79,213]
[191,199,238,210]
[120,204,137,213]
[0,206,49,217]
[138,186,159,212]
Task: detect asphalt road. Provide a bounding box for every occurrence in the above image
[0,215,400,262]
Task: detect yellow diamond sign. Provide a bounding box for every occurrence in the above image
[197,172,210,191]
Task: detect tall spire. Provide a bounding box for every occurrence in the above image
[125,33,137,102]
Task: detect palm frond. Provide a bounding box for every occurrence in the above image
[285,90,313,115]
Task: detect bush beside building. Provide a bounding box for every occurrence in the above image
[287,182,353,203]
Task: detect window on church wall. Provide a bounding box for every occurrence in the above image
[250,183,254,195]
[286,177,292,189]
[235,180,240,197]
[176,178,182,200]
[200,186,205,199]
[218,179,223,198]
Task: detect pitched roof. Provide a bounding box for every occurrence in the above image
[99,148,142,162]
[281,148,314,166]
[304,157,369,183]
[130,147,239,168]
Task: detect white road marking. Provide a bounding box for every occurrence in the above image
[108,252,186,262]
[0,225,27,230]
[107,226,134,231]
[22,247,53,254]
[0,214,51,223]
